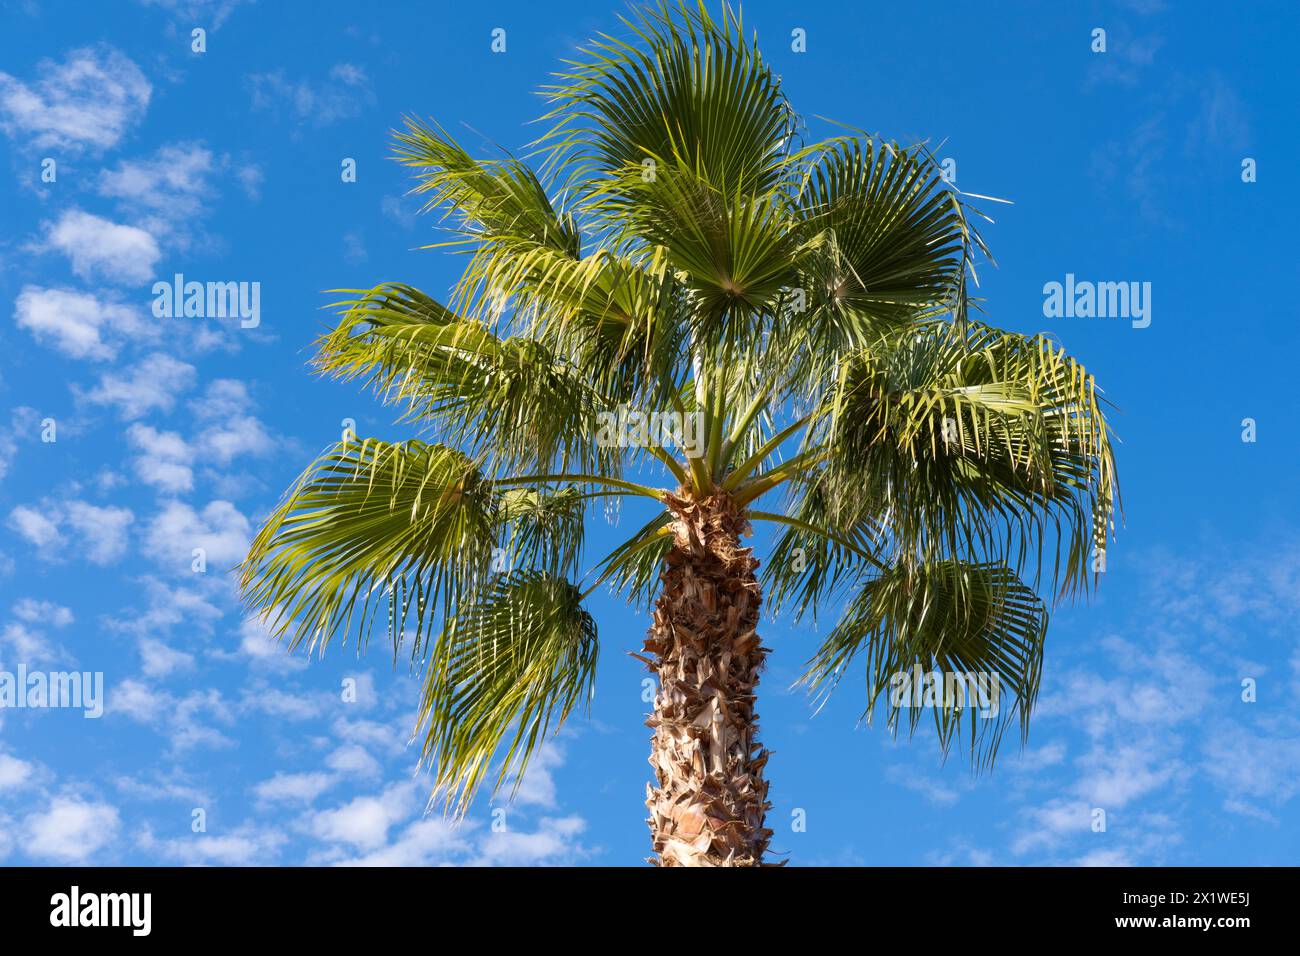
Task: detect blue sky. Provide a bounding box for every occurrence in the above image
[0,0,1297,866]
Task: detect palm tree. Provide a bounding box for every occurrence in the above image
[240,1,1118,867]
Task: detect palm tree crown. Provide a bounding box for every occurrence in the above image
[240,1,1118,859]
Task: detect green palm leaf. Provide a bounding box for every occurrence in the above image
[240,438,497,660]
[318,283,610,474]
[803,558,1048,769]
[496,485,586,578]
[419,570,598,813]
[795,138,968,334]
[540,0,794,202]
[812,319,1118,598]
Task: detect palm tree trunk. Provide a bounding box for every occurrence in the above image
[642,490,774,866]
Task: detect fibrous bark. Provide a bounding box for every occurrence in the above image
[642,489,775,866]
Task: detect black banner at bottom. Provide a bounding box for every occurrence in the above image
[0,866,1283,940]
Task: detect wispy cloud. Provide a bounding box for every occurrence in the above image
[246,63,375,127]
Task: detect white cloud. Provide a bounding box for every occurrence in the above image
[1204,722,1300,820]
[885,763,965,807]
[187,379,275,463]
[1010,740,1067,773]
[310,782,417,850]
[138,637,194,678]
[110,678,168,724]
[13,285,151,361]
[193,378,253,418]
[1011,799,1096,855]
[473,815,588,866]
[63,501,134,563]
[0,45,150,153]
[7,505,63,551]
[198,415,274,464]
[84,352,196,419]
[142,499,250,569]
[0,621,59,666]
[141,825,285,865]
[326,744,382,777]
[23,796,121,863]
[511,742,567,809]
[308,740,591,866]
[98,142,216,219]
[1076,848,1133,867]
[1075,740,1181,809]
[97,141,236,246]
[39,209,160,285]
[0,753,36,791]
[127,423,194,493]
[12,598,74,627]
[339,818,470,867]
[331,714,406,757]
[236,163,263,200]
[343,230,366,264]
[380,194,417,230]
[0,407,37,481]
[326,810,591,867]
[1085,28,1165,89]
[235,615,306,671]
[136,0,252,31]
[254,772,336,805]
[113,770,211,807]
[120,398,273,496]
[240,683,325,721]
[111,680,233,752]
[108,576,224,639]
[8,499,133,564]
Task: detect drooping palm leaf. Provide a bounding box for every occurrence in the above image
[419,570,598,813]
[807,319,1118,598]
[802,558,1048,769]
[240,439,497,660]
[495,485,586,578]
[318,283,611,475]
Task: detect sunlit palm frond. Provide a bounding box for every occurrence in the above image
[495,244,688,408]
[803,558,1048,769]
[617,163,802,329]
[495,485,586,578]
[810,319,1118,597]
[795,138,966,328]
[393,116,579,257]
[240,438,496,660]
[419,570,597,813]
[318,283,611,475]
[540,0,795,206]
[754,479,887,622]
